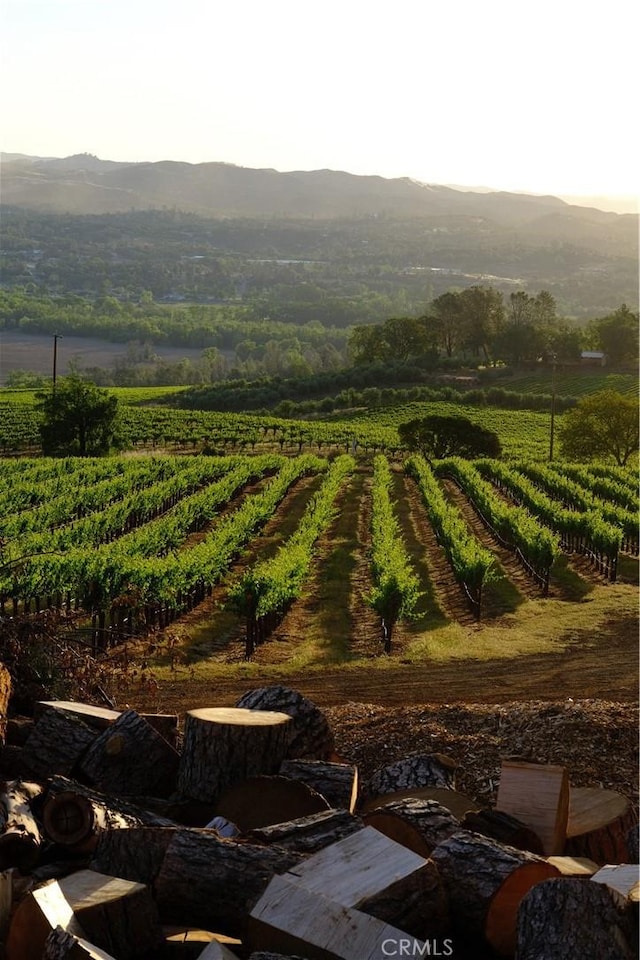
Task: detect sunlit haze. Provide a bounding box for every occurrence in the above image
[2,0,638,202]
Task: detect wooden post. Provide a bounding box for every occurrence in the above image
[177,708,292,804]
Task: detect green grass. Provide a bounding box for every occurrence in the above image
[0,385,187,405]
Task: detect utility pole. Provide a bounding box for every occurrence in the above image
[52,334,62,394]
[549,352,557,461]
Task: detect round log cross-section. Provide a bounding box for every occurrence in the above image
[177,708,293,804]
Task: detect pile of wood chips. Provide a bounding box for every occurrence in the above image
[326,699,639,807]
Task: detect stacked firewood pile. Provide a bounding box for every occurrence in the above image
[0,675,637,960]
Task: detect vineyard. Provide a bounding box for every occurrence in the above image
[1,452,637,673]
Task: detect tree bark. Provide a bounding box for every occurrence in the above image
[177,708,292,805]
[43,775,175,852]
[363,753,457,801]
[279,759,358,812]
[154,828,304,938]
[517,877,636,960]
[235,686,334,761]
[363,798,460,859]
[360,785,478,821]
[0,779,43,872]
[565,786,638,865]
[22,709,97,779]
[79,709,180,798]
[90,826,179,884]
[461,807,544,855]
[431,829,559,957]
[248,809,363,855]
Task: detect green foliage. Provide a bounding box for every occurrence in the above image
[398,415,502,460]
[367,456,422,650]
[590,305,639,366]
[37,377,120,456]
[559,391,639,466]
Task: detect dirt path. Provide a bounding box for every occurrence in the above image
[124,601,638,713]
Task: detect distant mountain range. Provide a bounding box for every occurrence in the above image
[0,152,636,232]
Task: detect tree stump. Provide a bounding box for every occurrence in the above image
[279,759,358,812]
[363,753,457,801]
[248,809,364,854]
[461,807,544,855]
[363,798,460,858]
[43,775,175,852]
[177,708,293,804]
[22,709,97,779]
[79,709,180,798]
[0,779,43,871]
[6,870,162,960]
[517,877,636,960]
[431,829,559,956]
[215,775,330,832]
[235,686,334,760]
[360,785,478,821]
[565,786,638,864]
[154,828,304,937]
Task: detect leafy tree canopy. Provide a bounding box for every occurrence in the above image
[559,390,639,466]
[37,377,120,456]
[398,415,502,460]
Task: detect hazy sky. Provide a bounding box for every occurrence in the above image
[2,0,637,198]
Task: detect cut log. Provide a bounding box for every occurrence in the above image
[0,779,43,871]
[177,708,293,804]
[43,926,117,960]
[286,826,449,939]
[495,760,569,855]
[279,759,358,812]
[162,926,242,960]
[566,786,638,864]
[0,744,31,780]
[0,868,12,939]
[547,855,600,876]
[431,829,559,956]
[360,785,478,820]
[235,686,334,760]
[215,776,330,832]
[90,825,179,883]
[44,775,175,852]
[22,709,97,778]
[461,807,544,855]
[248,809,364,855]
[6,717,34,746]
[79,708,180,797]
[35,701,120,730]
[154,828,304,937]
[249,875,429,960]
[363,798,460,858]
[140,713,179,747]
[591,865,640,903]
[363,753,457,801]
[195,944,243,960]
[0,664,11,746]
[517,877,636,960]
[5,869,162,960]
